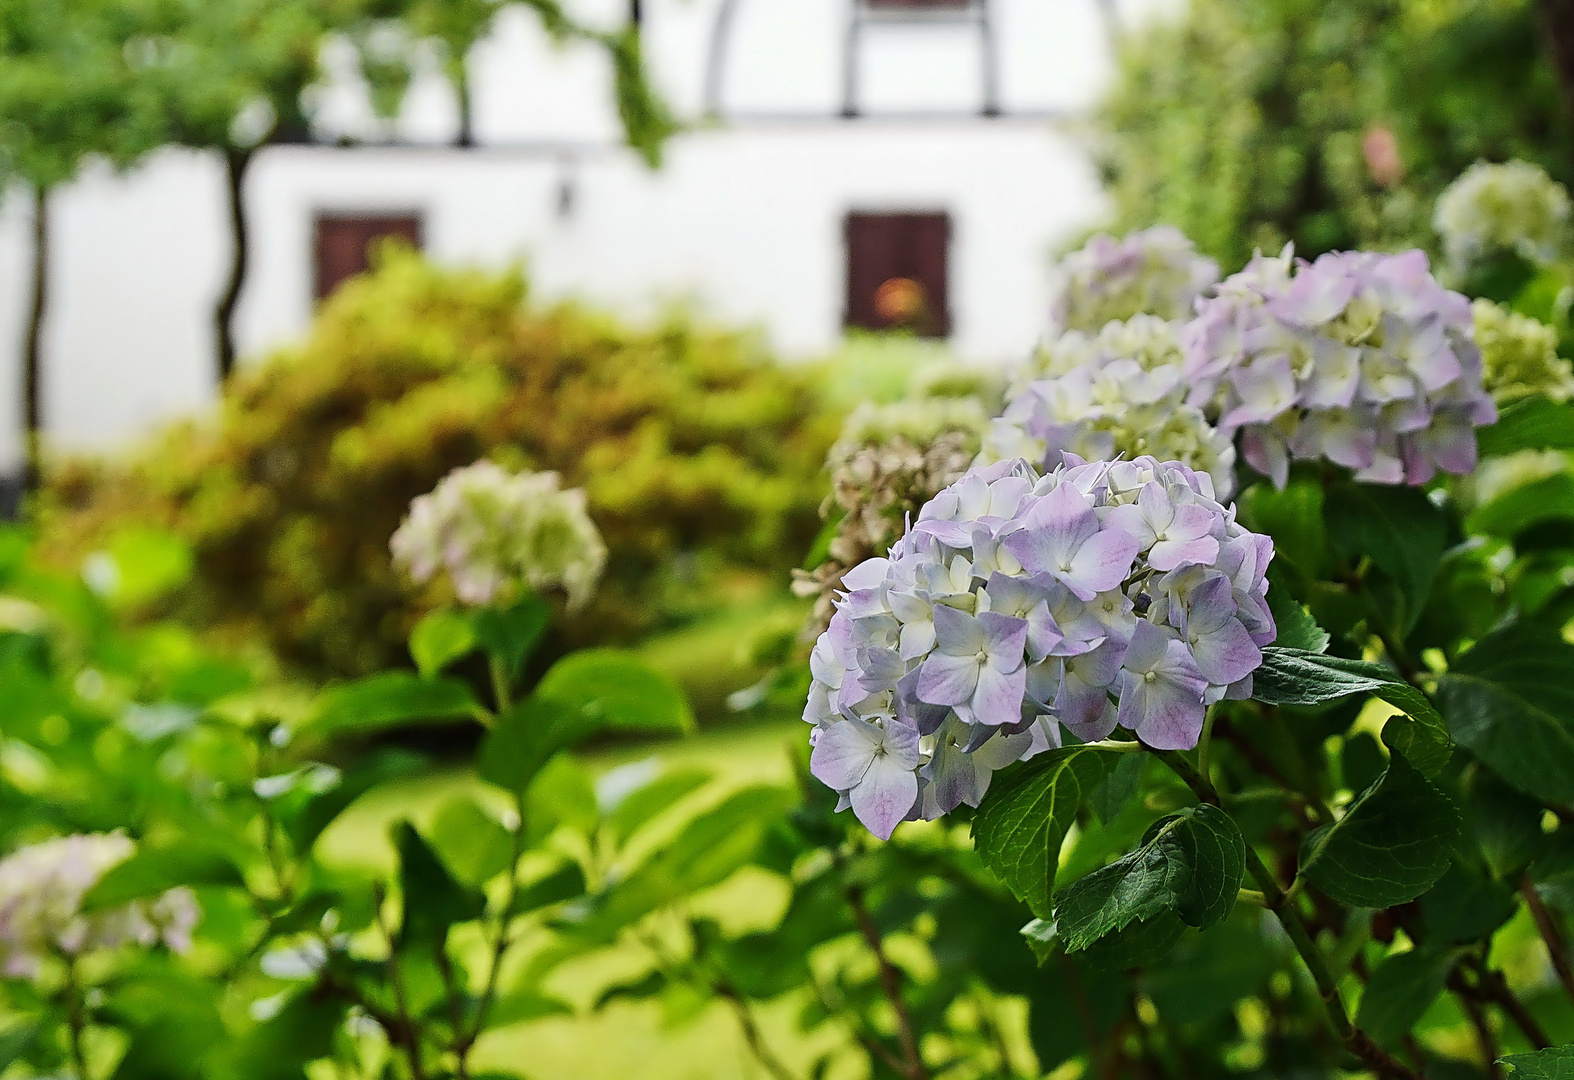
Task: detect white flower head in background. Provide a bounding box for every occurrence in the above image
[1471,298,1574,405]
[390,461,607,610]
[1434,160,1571,270]
[0,833,199,980]
[1051,226,1220,332]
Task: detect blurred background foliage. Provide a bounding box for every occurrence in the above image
[1098,0,1574,269]
[37,246,840,683]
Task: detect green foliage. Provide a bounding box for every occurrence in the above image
[41,250,838,678]
[1099,0,1574,267]
[1055,805,1245,950]
[1299,748,1458,908]
[1503,1047,1574,1077]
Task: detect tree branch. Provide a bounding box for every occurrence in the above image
[845,883,929,1080]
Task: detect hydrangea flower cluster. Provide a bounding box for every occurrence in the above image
[1051,226,1220,332]
[1434,160,1570,270]
[1472,299,1574,404]
[391,461,606,609]
[804,455,1275,839]
[793,399,990,635]
[981,316,1237,498]
[0,833,199,980]
[1183,247,1498,487]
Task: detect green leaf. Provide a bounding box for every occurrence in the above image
[428,796,514,887]
[1076,911,1188,971]
[307,672,483,736]
[408,610,477,677]
[1019,918,1058,965]
[1252,647,1450,776]
[471,595,550,676]
[972,745,1119,919]
[84,842,243,910]
[0,1020,37,1073]
[1324,482,1447,632]
[1439,622,1574,805]
[1467,472,1574,539]
[1477,395,1574,457]
[93,526,194,609]
[1088,753,1145,825]
[215,988,349,1080]
[1056,805,1245,952]
[1239,478,1330,577]
[479,695,595,799]
[535,649,695,735]
[1299,749,1458,909]
[602,765,712,846]
[1267,588,1329,653]
[394,822,485,946]
[1355,947,1456,1048]
[510,862,587,916]
[1501,1047,1574,1078]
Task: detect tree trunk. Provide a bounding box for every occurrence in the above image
[214,147,253,384]
[1540,0,1574,135]
[455,62,474,148]
[22,183,49,496]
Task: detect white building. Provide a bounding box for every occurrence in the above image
[0,0,1169,471]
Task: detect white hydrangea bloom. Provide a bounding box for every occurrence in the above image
[0,833,199,980]
[1051,226,1220,332]
[390,462,607,610]
[1434,160,1571,270]
[983,316,1237,498]
[1184,247,1497,487]
[1472,299,1574,404]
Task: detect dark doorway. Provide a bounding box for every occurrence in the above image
[844,211,952,337]
[313,213,424,302]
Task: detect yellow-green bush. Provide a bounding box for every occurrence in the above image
[41,248,839,677]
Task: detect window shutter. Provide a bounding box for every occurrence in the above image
[313,214,424,302]
[844,211,952,338]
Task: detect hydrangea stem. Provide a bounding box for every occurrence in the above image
[489,656,513,713]
[1154,749,1421,1080]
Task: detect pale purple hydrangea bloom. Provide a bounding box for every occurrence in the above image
[0,833,199,980]
[804,455,1275,839]
[390,461,607,609]
[1051,227,1221,333]
[1184,247,1497,487]
[982,315,1238,498]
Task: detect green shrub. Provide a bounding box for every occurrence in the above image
[1099,0,1574,268]
[40,248,839,678]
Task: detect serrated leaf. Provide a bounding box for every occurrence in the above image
[1324,481,1447,632]
[1501,1047,1574,1078]
[306,672,483,736]
[1477,395,1574,457]
[1439,621,1574,805]
[1252,648,1450,776]
[1299,749,1457,909]
[1355,947,1456,1048]
[1055,805,1245,952]
[1019,918,1058,965]
[408,610,477,677]
[971,745,1118,918]
[1267,589,1329,654]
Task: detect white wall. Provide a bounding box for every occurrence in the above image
[0,0,1136,468]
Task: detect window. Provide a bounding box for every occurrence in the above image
[313,213,424,302]
[865,0,972,9]
[844,212,951,338]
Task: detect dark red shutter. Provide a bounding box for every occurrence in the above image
[844,211,952,338]
[865,0,971,9]
[313,213,424,302]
